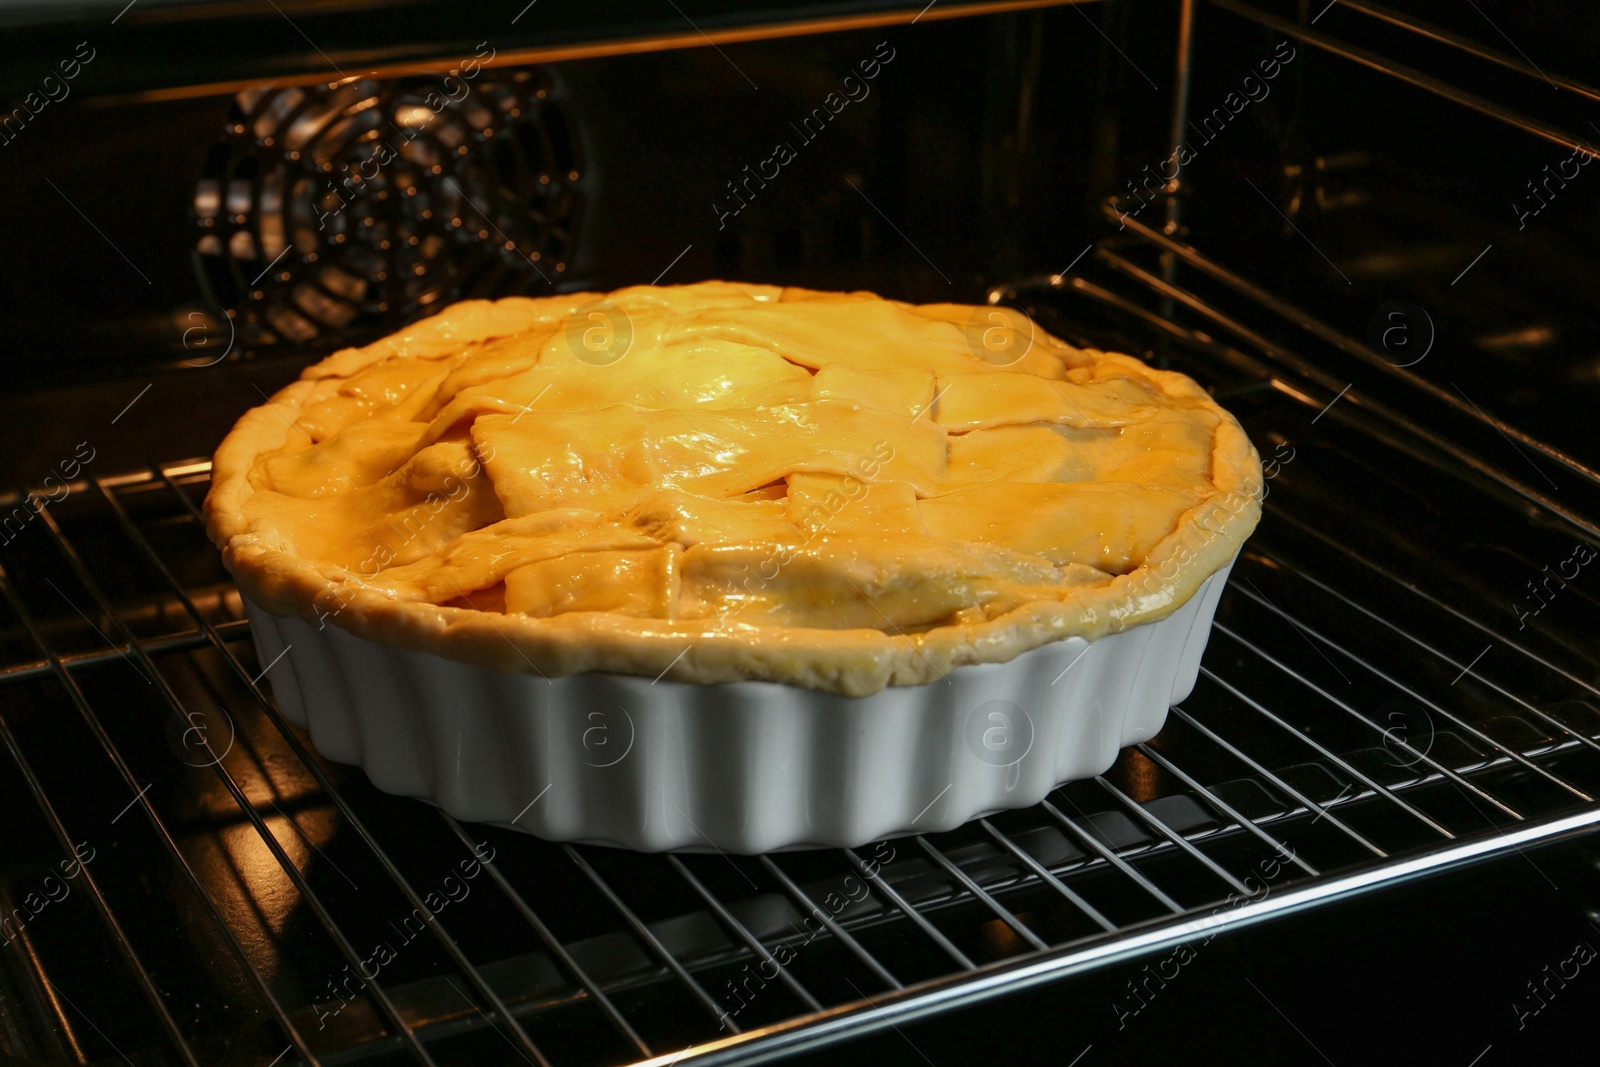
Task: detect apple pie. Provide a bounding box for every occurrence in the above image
[207,281,1262,697]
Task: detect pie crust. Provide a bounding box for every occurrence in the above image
[206,282,1263,697]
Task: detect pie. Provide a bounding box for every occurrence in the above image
[206,282,1262,696]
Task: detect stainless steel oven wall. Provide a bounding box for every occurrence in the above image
[0,6,1125,384]
[1157,0,1600,475]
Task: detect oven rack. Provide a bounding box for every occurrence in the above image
[3,251,1599,1065]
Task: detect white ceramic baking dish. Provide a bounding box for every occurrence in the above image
[242,557,1234,853]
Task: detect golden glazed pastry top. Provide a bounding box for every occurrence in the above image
[206,281,1262,695]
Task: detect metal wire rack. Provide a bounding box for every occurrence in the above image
[5,2,1600,1064]
[3,232,1599,1063]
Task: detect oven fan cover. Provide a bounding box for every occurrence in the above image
[193,69,582,350]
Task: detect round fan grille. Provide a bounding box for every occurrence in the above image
[194,69,582,348]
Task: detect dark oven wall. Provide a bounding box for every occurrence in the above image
[0,5,1151,482]
[1114,0,1600,476]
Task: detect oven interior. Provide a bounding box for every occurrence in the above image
[2,1,1599,1064]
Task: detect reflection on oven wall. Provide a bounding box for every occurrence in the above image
[0,9,1118,386]
[1079,0,1600,475]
